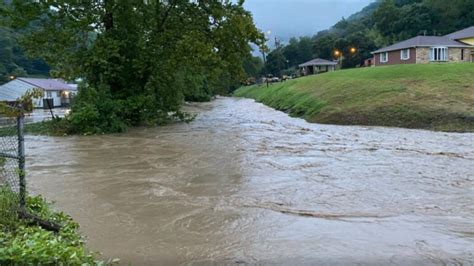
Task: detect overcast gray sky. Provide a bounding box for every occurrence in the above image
[244,0,375,42]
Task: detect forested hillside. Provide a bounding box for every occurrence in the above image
[0,26,50,84]
[261,0,474,76]
[0,0,50,84]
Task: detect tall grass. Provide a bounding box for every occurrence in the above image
[0,186,19,231]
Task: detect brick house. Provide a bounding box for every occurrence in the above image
[371,26,474,66]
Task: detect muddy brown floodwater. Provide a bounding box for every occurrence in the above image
[27,97,473,265]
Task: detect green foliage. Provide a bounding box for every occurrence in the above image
[0,189,109,264]
[235,64,474,132]
[243,55,264,79]
[264,48,287,76]
[373,0,400,41]
[6,0,263,133]
[67,86,127,134]
[0,187,19,231]
[0,1,50,84]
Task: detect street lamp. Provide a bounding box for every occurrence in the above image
[334,50,343,67]
[350,47,357,54]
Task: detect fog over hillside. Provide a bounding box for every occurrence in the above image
[244,0,375,44]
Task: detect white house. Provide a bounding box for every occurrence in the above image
[0,78,77,108]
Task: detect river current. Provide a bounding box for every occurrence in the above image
[27,97,474,265]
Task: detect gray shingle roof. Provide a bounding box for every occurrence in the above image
[445,26,474,40]
[371,36,471,54]
[299,58,338,67]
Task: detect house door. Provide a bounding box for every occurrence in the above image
[43,98,54,109]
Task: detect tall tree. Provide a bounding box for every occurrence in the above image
[243,55,263,79]
[8,0,263,132]
[264,48,286,76]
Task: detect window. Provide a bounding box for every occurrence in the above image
[461,49,464,61]
[380,52,388,63]
[430,47,448,61]
[57,91,61,97]
[46,91,52,98]
[401,49,410,60]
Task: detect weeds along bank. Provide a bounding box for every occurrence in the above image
[235,64,474,132]
[0,188,114,264]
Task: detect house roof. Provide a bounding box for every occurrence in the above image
[16,78,77,91]
[299,58,338,67]
[0,79,32,101]
[371,36,471,54]
[445,26,474,40]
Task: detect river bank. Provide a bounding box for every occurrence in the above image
[234,64,474,132]
[26,97,474,264]
[0,189,102,264]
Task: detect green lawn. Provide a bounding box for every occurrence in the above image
[234,63,474,132]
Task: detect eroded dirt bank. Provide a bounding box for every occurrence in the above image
[26,97,474,265]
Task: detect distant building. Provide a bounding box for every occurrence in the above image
[0,78,77,108]
[371,26,474,66]
[363,58,374,67]
[298,58,338,76]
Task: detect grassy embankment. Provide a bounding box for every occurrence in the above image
[235,64,474,132]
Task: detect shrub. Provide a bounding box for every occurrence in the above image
[0,189,110,265]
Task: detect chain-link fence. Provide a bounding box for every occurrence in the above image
[0,106,26,228]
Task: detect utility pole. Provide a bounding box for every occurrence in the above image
[274,37,283,50]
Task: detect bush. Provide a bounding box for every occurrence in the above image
[67,85,127,134]
[0,189,111,265]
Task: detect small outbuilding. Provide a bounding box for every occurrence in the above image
[0,78,77,109]
[298,58,338,76]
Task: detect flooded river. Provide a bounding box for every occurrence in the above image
[27,97,473,265]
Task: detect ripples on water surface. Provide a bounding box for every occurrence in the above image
[27,97,474,265]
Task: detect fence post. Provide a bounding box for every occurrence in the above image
[17,106,26,208]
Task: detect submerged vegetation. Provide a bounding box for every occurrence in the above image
[235,64,474,132]
[0,187,108,264]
